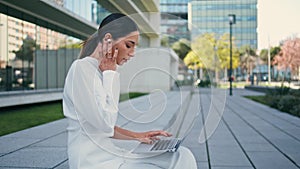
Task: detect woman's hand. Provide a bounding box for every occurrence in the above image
[99,39,118,71]
[113,126,172,144]
[135,130,172,144]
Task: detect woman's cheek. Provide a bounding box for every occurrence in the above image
[117,59,125,65]
[116,55,123,65]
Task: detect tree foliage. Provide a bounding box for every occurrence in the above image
[184,51,203,70]
[171,38,191,60]
[259,49,268,63]
[13,36,39,63]
[239,45,257,76]
[273,38,300,78]
[184,33,239,71]
[259,46,280,64]
[217,34,240,70]
[270,46,281,60]
[59,42,81,49]
[160,35,170,47]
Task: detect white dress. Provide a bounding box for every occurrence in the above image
[63,57,197,169]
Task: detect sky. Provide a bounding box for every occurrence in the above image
[258,0,300,50]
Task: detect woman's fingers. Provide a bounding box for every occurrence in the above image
[137,131,172,144]
[151,136,160,140]
[138,137,154,144]
[101,38,113,59]
[102,40,108,58]
[146,130,172,138]
[107,39,112,58]
[155,131,172,137]
[98,39,117,71]
[113,48,118,60]
[163,131,172,137]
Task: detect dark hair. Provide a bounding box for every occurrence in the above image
[79,13,138,59]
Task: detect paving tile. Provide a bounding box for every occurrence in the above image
[54,160,69,169]
[248,151,299,169]
[234,135,269,144]
[184,144,208,162]
[284,128,300,140]
[0,146,67,168]
[208,145,252,167]
[197,162,209,169]
[286,152,300,167]
[211,166,253,169]
[0,167,41,169]
[0,136,40,154]
[272,138,300,153]
[30,132,67,148]
[242,143,277,152]
[183,133,203,146]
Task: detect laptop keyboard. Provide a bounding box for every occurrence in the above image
[150,139,178,151]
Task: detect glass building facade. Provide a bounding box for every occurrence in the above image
[0,0,108,92]
[160,0,191,44]
[189,0,257,49]
[63,0,110,25]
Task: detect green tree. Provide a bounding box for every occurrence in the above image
[259,46,280,63]
[258,46,280,80]
[270,46,281,60]
[259,49,268,63]
[184,51,203,70]
[191,33,215,70]
[13,36,39,88]
[59,43,81,49]
[13,36,38,64]
[270,46,281,80]
[160,35,170,47]
[216,34,240,80]
[239,45,257,80]
[186,33,239,82]
[190,33,216,82]
[184,51,204,81]
[171,38,191,60]
[59,38,82,49]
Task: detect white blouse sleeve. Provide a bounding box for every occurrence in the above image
[71,60,120,136]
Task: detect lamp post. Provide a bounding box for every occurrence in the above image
[0,23,3,66]
[228,14,236,96]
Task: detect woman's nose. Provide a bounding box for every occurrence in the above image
[129,49,135,57]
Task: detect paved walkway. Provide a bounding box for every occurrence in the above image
[0,88,300,169]
[185,88,300,169]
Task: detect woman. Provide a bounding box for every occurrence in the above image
[63,13,196,169]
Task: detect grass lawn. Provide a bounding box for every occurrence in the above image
[218,82,249,89]
[244,95,268,105]
[0,92,147,136]
[0,101,64,136]
[119,92,147,102]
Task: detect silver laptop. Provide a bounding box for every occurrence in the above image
[132,113,198,154]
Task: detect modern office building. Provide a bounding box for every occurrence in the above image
[160,0,191,44]
[0,0,95,92]
[63,0,110,25]
[0,0,178,107]
[188,0,258,49]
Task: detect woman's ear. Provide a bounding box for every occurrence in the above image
[103,33,113,42]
